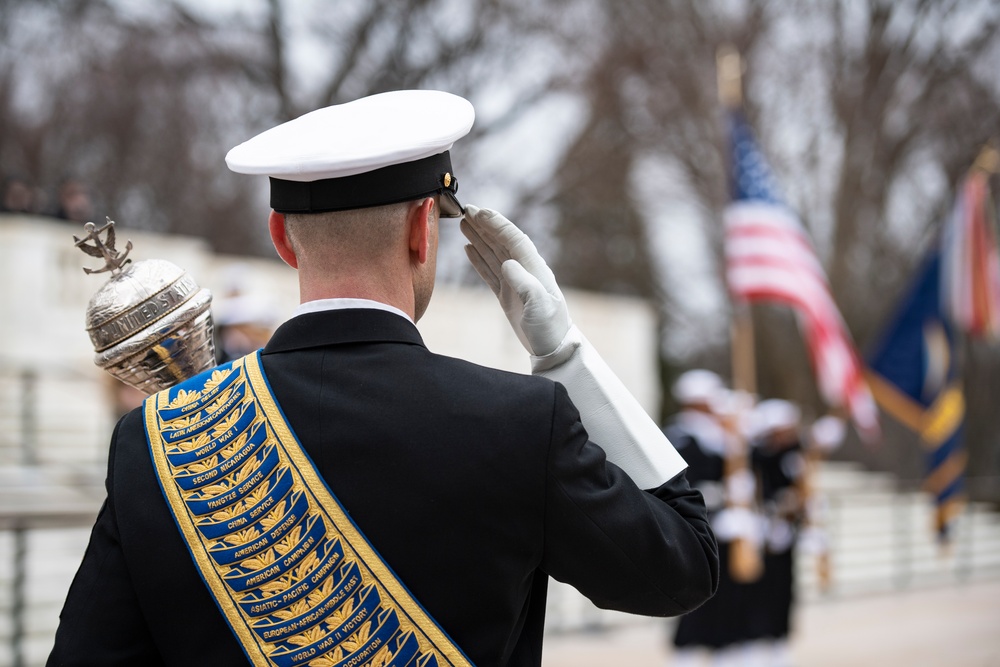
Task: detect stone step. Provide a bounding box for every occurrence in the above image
[814,464,897,493]
[542,462,1000,626]
[0,456,997,657]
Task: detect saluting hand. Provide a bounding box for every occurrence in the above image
[461,205,571,358]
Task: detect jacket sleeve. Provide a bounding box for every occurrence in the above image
[540,382,719,616]
[47,417,164,667]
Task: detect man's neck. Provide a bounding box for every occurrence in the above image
[298,274,416,321]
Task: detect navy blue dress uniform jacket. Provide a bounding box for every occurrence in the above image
[48,308,718,666]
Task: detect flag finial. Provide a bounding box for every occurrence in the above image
[972,143,999,174]
[716,45,743,108]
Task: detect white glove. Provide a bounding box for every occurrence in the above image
[711,507,764,544]
[725,469,757,506]
[462,206,686,488]
[461,205,572,359]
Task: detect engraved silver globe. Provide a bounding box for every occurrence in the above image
[75,219,216,394]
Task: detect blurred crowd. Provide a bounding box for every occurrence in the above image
[1,173,95,222]
[663,370,847,667]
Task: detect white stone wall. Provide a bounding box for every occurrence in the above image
[0,213,665,665]
[0,213,662,467]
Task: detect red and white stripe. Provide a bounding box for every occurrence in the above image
[942,171,1000,339]
[725,201,881,442]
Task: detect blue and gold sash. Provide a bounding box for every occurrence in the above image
[144,351,474,667]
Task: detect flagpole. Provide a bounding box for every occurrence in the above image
[971,143,999,175]
[717,45,763,584]
[717,44,753,395]
[717,45,743,109]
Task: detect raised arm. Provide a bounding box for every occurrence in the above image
[461,205,686,490]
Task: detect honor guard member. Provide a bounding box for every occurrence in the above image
[663,370,729,516]
[49,90,718,667]
[667,372,761,666]
[744,399,809,666]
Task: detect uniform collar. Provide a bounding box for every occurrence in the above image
[292,297,413,323]
[263,307,426,355]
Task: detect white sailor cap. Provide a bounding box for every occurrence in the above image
[751,399,801,438]
[226,90,475,217]
[672,369,724,406]
[214,294,279,328]
[810,415,846,452]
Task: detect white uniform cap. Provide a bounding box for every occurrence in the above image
[672,369,724,406]
[751,399,801,438]
[214,294,279,327]
[810,415,846,452]
[226,90,475,216]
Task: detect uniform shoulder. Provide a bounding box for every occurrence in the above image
[426,350,558,403]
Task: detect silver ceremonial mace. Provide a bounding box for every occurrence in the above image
[75,218,216,394]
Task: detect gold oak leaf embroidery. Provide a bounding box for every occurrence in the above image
[309,645,344,666]
[259,575,292,596]
[184,455,219,474]
[259,502,289,532]
[197,479,232,497]
[294,551,321,581]
[219,432,250,458]
[167,389,201,409]
[307,656,338,667]
[196,457,259,499]
[221,527,261,548]
[205,389,235,415]
[369,645,394,667]
[286,624,327,647]
[339,622,372,654]
[240,549,277,572]
[209,504,241,523]
[231,455,262,484]
[273,527,304,556]
[211,410,242,435]
[249,486,271,504]
[169,431,211,454]
[324,594,354,624]
[212,488,274,523]
[163,411,204,430]
[272,599,312,621]
[203,368,233,392]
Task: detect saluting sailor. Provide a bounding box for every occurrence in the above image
[49,90,718,667]
[744,399,810,666]
[666,371,762,664]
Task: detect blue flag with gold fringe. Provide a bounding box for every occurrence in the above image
[865,249,966,542]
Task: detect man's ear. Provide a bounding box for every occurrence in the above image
[408,198,435,265]
[268,210,298,269]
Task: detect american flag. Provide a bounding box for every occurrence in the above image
[723,110,880,442]
[941,166,1000,339]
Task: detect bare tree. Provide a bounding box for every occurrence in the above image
[540,0,1000,483]
[3,0,999,489]
[0,0,270,252]
[0,0,574,255]
[824,0,1000,341]
[543,0,773,417]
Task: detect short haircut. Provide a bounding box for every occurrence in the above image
[283,201,412,265]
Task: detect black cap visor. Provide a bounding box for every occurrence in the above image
[270,151,463,217]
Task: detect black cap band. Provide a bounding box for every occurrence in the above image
[269,151,459,214]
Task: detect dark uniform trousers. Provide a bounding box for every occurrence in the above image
[48,309,718,666]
